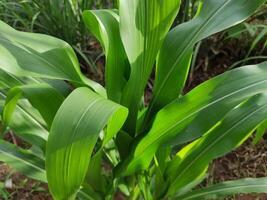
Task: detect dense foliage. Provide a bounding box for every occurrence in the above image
[0,0,267,200]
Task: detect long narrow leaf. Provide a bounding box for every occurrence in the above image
[119,0,181,134]
[150,0,266,115]
[166,93,267,195]
[117,62,267,176]
[83,10,129,103]
[0,94,48,149]
[0,139,46,182]
[0,20,105,95]
[178,178,267,200]
[3,84,64,129]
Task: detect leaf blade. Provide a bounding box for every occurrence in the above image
[117,62,267,176]
[0,139,46,182]
[166,93,267,195]
[83,10,129,103]
[0,20,105,95]
[150,0,266,115]
[178,178,267,200]
[46,87,128,200]
[119,0,181,133]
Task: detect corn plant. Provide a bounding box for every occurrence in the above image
[1,0,267,200]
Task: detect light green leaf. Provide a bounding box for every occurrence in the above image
[0,68,22,89]
[0,93,48,149]
[46,87,128,200]
[119,0,181,134]
[0,20,105,96]
[83,10,129,103]
[3,84,64,129]
[150,0,266,115]
[253,119,267,145]
[166,93,267,195]
[84,150,105,193]
[0,139,46,182]
[178,177,267,200]
[0,139,98,200]
[116,62,267,176]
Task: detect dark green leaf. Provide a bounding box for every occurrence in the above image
[150,0,266,115]
[166,93,267,195]
[117,62,267,176]
[83,10,129,103]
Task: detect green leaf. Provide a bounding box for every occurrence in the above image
[84,150,105,193]
[253,119,267,145]
[46,87,128,200]
[83,10,129,103]
[247,26,267,57]
[119,0,181,134]
[0,136,100,200]
[0,20,105,96]
[0,67,71,97]
[150,0,266,115]
[0,93,48,149]
[0,139,46,182]
[116,62,267,176]
[3,84,64,129]
[177,177,267,200]
[0,69,22,89]
[166,93,267,196]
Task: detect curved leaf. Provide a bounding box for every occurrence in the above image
[46,87,128,200]
[116,62,267,176]
[0,20,105,96]
[119,0,181,134]
[178,178,267,200]
[166,93,267,195]
[150,0,266,115]
[83,10,129,103]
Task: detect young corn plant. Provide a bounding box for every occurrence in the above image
[1,0,267,199]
